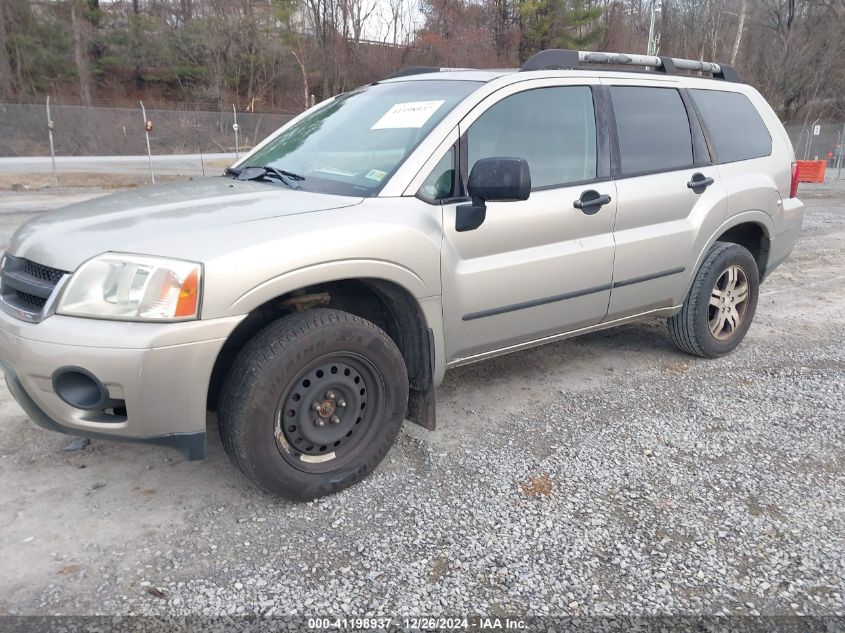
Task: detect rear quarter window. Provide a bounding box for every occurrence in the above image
[689,89,772,163]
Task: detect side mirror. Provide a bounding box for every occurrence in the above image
[456,157,531,232]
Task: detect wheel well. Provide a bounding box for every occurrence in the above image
[207,279,435,427]
[716,223,770,279]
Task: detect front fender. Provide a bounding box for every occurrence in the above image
[226,259,433,316]
[218,259,448,429]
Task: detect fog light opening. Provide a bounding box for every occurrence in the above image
[52,368,109,410]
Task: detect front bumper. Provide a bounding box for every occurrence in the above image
[0,310,244,459]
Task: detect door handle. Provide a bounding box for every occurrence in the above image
[687,173,715,193]
[573,190,612,215]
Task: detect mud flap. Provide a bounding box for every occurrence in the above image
[406,328,436,430]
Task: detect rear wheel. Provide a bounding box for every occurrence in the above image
[218,308,408,500]
[668,241,759,358]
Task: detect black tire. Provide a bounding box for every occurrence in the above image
[668,241,760,358]
[218,308,408,500]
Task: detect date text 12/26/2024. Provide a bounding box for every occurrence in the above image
[307,617,527,630]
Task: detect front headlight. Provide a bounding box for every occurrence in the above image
[57,253,202,321]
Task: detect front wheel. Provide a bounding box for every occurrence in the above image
[668,241,760,358]
[218,309,409,500]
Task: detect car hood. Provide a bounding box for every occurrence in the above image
[8,177,363,271]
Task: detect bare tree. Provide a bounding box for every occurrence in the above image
[291,40,310,110]
[0,0,842,122]
[70,0,93,107]
[730,0,747,64]
[0,0,14,98]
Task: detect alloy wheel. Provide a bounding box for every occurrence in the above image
[708,264,750,341]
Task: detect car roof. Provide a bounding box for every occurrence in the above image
[381,69,514,83]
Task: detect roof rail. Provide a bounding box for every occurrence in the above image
[386,66,475,79]
[520,49,741,82]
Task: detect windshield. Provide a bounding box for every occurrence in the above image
[241,80,481,197]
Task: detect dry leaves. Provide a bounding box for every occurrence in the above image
[57,564,81,576]
[520,472,553,497]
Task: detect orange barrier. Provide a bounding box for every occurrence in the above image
[796,160,826,183]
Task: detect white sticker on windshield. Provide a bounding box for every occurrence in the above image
[371,100,445,130]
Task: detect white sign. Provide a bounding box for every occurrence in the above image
[813,124,821,136]
[371,100,444,130]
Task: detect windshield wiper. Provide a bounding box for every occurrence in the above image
[262,166,305,181]
[227,165,305,189]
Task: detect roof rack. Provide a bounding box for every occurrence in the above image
[520,49,740,82]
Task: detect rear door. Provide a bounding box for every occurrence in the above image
[686,87,781,218]
[602,79,728,320]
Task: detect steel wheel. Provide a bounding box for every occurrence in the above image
[274,353,384,473]
[708,264,750,341]
[219,308,408,499]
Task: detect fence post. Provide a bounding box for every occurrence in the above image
[194,110,206,178]
[232,104,240,159]
[805,118,819,161]
[45,96,58,186]
[797,127,809,162]
[139,101,155,184]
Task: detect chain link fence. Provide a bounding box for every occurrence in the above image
[0,101,297,158]
[785,122,845,177]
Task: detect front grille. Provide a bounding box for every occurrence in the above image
[13,290,47,310]
[0,254,69,321]
[24,260,65,284]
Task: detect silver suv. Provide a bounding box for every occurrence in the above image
[0,50,805,499]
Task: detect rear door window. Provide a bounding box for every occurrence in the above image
[689,89,772,163]
[610,86,693,176]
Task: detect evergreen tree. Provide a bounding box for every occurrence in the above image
[519,0,604,62]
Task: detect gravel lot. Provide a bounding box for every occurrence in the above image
[0,180,842,624]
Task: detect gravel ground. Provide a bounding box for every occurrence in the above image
[0,180,842,626]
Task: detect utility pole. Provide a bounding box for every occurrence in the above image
[647,0,661,57]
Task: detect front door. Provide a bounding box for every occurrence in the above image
[439,79,617,363]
